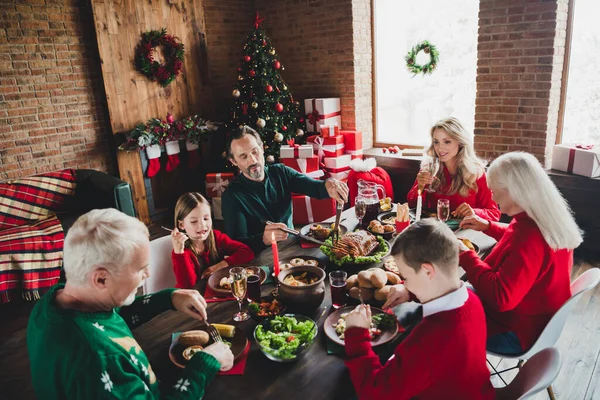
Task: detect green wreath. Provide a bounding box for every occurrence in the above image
[405,40,439,76]
[135,28,184,87]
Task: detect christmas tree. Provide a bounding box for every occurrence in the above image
[228,12,305,163]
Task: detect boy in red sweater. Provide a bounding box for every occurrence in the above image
[344,219,494,400]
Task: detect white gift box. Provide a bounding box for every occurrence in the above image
[551,143,600,178]
[304,98,342,133]
[327,170,350,181]
[323,154,351,170]
[280,144,314,159]
[212,197,223,220]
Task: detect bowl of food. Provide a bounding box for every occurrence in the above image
[320,231,391,269]
[277,265,326,312]
[367,220,396,240]
[379,197,393,212]
[248,297,287,322]
[254,314,317,362]
[300,222,348,242]
[207,265,267,296]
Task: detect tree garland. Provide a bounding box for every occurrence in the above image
[135,28,184,87]
[405,40,439,76]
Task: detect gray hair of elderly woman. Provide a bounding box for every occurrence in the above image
[63,209,149,286]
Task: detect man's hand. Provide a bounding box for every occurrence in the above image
[344,304,372,330]
[459,215,490,231]
[171,289,208,321]
[263,223,288,246]
[452,203,475,218]
[202,342,234,371]
[382,284,411,309]
[171,228,189,254]
[325,178,349,204]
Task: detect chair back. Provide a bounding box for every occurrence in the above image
[495,347,562,400]
[523,268,600,358]
[143,235,177,294]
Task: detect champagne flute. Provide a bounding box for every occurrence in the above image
[355,198,367,229]
[230,267,249,322]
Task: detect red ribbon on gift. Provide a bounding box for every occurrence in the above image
[307,99,342,131]
[286,139,300,158]
[576,144,594,150]
[568,144,595,173]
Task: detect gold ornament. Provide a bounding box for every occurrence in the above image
[283,85,287,90]
[281,66,285,71]
[251,101,258,109]
[265,115,270,120]
[274,132,284,142]
[269,48,275,55]
[296,128,304,137]
[238,75,244,81]
[232,89,241,98]
[266,155,275,163]
[256,118,266,128]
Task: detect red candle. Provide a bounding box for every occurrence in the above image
[272,232,280,279]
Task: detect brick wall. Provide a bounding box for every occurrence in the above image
[0,0,114,181]
[474,0,569,166]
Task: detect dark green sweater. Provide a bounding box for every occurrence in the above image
[27,284,220,399]
[222,163,330,251]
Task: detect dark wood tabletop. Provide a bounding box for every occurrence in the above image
[133,208,497,400]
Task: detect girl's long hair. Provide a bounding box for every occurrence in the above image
[423,117,487,197]
[174,192,220,269]
[488,152,583,250]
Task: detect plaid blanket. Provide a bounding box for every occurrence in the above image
[0,215,64,303]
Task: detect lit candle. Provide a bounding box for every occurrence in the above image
[416,189,422,222]
[272,232,280,279]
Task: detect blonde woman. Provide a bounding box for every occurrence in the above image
[407,117,500,221]
[458,152,583,354]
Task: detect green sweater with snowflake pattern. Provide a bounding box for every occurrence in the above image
[27,284,220,399]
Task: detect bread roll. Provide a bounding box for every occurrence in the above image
[370,269,387,288]
[374,286,393,302]
[357,271,374,288]
[179,330,210,346]
[346,274,359,289]
[386,271,401,285]
[348,286,374,301]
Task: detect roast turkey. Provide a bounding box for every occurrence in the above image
[331,230,379,259]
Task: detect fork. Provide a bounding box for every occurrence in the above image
[331,202,344,244]
[200,319,222,343]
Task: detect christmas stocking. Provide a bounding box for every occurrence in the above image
[165,140,181,172]
[145,144,162,178]
[185,140,202,169]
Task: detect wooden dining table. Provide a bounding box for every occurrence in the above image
[134,207,497,400]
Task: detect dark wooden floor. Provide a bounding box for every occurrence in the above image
[1,256,598,400]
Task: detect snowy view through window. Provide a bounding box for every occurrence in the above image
[374,0,479,146]
[562,0,600,145]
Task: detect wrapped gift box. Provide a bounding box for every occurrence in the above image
[307,134,345,159]
[205,172,234,198]
[320,124,340,138]
[212,197,223,220]
[282,156,325,179]
[304,98,342,133]
[280,142,314,159]
[292,195,336,224]
[327,170,350,180]
[551,144,600,178]
[340,130,363,151]
[345,149,364,160]
[323,154,351,170]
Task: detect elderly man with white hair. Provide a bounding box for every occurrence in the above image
[27,209,233,399]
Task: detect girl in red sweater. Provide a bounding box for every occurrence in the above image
[406,117,500,221]
[171,192,254,289]
[344,219,494,400]
[459,152,583,354]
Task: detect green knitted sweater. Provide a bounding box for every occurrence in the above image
[27,284,220,399]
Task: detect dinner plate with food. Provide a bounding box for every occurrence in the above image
[169,323,248,368]
[207,265,267,296]
[320,230,391,267]
[279,256,324,271]
[458,237,480,255]
[378,197,394,212]
[300,222,348,242]
[324,306,399,347]
[367,220,395,240]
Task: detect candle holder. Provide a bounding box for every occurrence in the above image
[271,272,280,298]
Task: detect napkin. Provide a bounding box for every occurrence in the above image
[203,285,235,303]
[300,240,321,249]
[259,265,274,284]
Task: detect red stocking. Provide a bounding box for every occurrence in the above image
[165,140,181,172]
[186,140,202,169]
[145,144,162,178]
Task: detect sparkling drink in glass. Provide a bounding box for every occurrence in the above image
[230,267,249,321]
[437,199,450,222]
[329,270,348,309]
[246,274,261,303]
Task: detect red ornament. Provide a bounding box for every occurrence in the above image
[282,125,287,131]
[262,39,267,46]
[275,103,284,113]
[299,117,305,123]
[273,60,281,70]
[238,67,241,72]
[244,55,251,62]
[265,84,273,93]
[249,70,256,77]
[382,148,387,153]
[242,104,249,115]
[166,112,174,124]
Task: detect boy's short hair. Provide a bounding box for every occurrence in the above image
[392,218,459,275]
[225,125,263,159]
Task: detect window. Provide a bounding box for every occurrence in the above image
[373,0,479,147]
[560,0,600,145]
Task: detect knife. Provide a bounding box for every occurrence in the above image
[263,220,333,247]
[332,201,343,237]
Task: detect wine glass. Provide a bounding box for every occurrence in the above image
[437,199,450,222]
[424,160,440,210]
[355,198,367,229]
[229,267,249,322]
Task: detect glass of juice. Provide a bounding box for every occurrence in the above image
[329,270,348,309]
[246,274,262,303]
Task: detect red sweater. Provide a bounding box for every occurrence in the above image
[344,291,494,400]
[171,229,254,289]
[407,167,500,221]
[459,212,573,350]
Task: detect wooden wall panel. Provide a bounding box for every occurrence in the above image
[90,0,212,223]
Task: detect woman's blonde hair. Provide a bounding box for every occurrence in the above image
[423,117,486,197]
[174,192,220,270]
[487,152,583,250]
[64,209,149,286]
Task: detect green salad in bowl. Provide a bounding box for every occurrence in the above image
[320,234,391,267]
[254,314,317,362]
